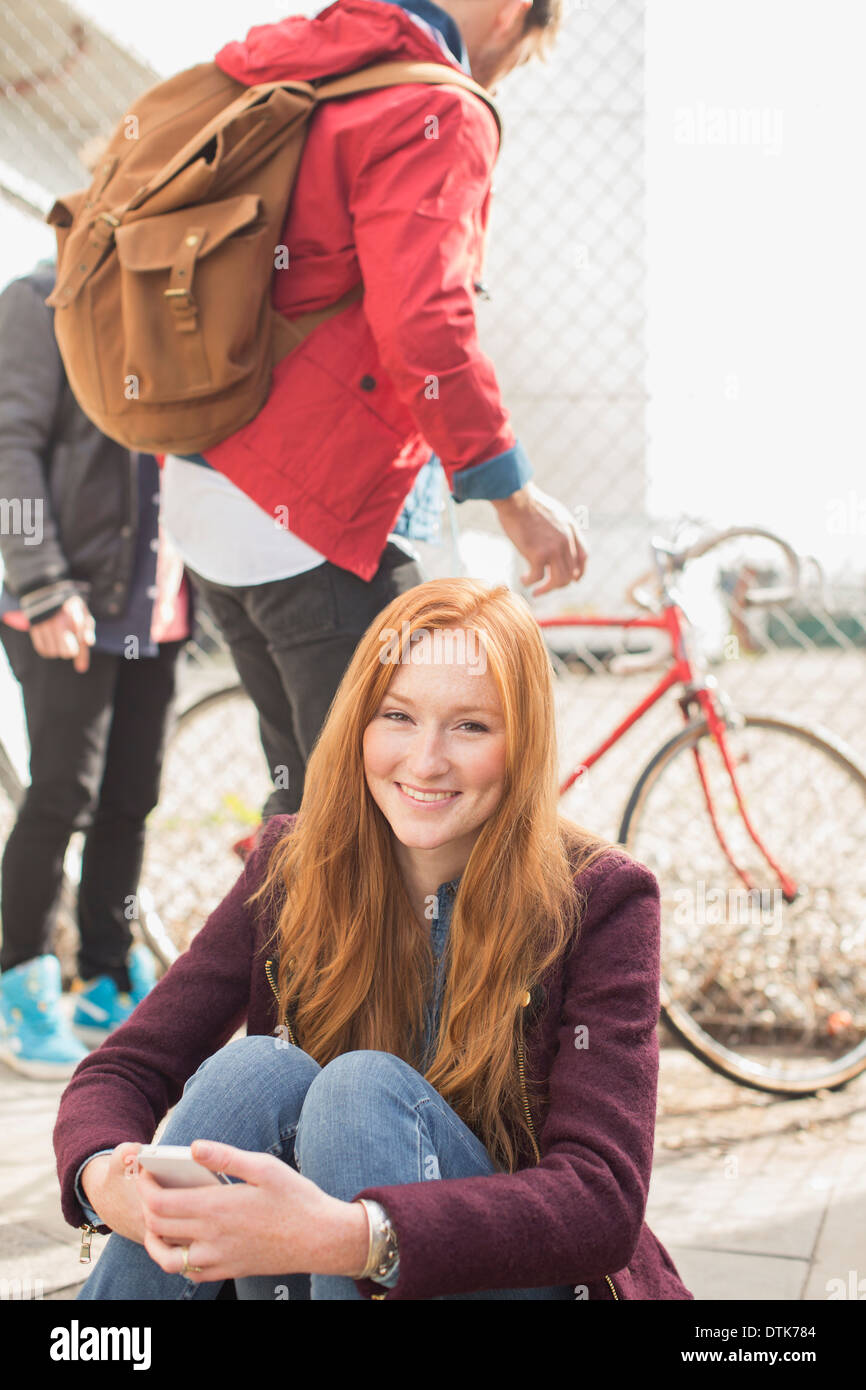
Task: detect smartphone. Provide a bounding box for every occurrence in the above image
[136,1144,233,1188]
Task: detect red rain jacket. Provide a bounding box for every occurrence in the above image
[202,0,532,580]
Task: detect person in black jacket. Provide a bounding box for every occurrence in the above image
[0,260,190,1079]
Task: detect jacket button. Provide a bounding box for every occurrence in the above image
[359,374,376,391]
[120,525,132,538]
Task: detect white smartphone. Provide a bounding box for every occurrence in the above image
[136,1144,232,1188]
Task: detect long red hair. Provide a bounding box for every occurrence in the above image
[250,578,616,1171]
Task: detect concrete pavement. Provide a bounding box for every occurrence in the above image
[2,1024,864,1301]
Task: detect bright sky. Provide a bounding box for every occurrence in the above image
[2,0,863,576]
[644,0,866,577]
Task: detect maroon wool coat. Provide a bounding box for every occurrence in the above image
[53,814,693,1301]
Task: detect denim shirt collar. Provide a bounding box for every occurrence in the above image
[377,0,472,75]
[430,875,459,956]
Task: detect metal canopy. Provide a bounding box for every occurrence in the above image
[0,0,157,212]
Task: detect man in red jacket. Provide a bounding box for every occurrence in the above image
[160,0,588,826]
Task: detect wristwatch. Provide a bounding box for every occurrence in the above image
[355,1198,399,1283]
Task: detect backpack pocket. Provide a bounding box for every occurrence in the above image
[45,191,90,271]
[113,194,270,403]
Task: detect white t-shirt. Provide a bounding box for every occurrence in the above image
[160,455,419,586]
[160,454,328,585]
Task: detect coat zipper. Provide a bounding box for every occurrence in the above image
[518,990,619,1302]
[79,1222,96,1264]
[517,995,539,1167]
[265,958,296,1047]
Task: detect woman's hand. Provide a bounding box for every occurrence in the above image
[80,1143,147,1243]
[136,1140,371,1284]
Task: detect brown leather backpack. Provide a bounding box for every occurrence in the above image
[45,60,502,455]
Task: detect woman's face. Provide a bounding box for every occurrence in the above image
[363,629,507,863]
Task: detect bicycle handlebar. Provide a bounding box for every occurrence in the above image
[627,524,803,611]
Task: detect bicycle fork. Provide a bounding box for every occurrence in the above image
[683,685,799,903]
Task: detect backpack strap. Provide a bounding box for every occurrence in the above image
[99,62,499,228]
[270,280,365,365]
[308,61,503,146]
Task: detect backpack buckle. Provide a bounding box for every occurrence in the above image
[163,286,198,330]
[163,227,206,333]
[88,212,120,250]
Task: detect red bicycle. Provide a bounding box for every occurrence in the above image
[537,525,866,1094]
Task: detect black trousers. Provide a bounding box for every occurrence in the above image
[0,628,184,988]
[186,541,426,819]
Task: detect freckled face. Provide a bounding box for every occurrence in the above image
[362,635,507,856]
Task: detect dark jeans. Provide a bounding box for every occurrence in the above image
[0,628,184,988]
[187,541,426,818]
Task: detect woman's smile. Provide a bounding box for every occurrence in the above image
[395,781,462,807]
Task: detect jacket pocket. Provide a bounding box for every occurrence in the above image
[232,345,408,526]
[113,194,269,404]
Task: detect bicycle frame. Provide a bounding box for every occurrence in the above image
[537,602,799,900]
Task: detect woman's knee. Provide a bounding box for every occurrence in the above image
[172,1036,322,1147]
[294,1050,420,1157]
[301,1049,418,1104]
[183,1034,318,1093]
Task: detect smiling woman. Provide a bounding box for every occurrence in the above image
[56,577,693,1301]
[251,577,609,1181]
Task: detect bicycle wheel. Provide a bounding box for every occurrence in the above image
[619,713,866,1093]
[138,682,275,964]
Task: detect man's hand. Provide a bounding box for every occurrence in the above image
[491,483,588,595]
[80,1143,147,1244]
[136,1140,370,1284]
[29,595,95,672]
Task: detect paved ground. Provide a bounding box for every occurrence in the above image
[650,1033,866,1301]
[1,1021,864,1301]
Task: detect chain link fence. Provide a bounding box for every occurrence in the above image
[0,2,863,1000]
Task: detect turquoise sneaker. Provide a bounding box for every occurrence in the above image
[72,943,157,1041]
[0,955,89,1079]
[127,942,158,1003]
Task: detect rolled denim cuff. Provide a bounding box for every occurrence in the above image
[74,1149,114,1225]
[449,440,532,503]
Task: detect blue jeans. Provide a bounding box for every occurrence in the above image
[77,1036,574,1300]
